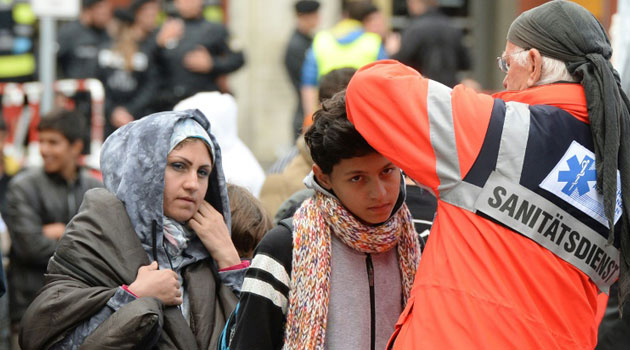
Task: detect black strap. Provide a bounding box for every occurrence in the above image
[151,220,158,265]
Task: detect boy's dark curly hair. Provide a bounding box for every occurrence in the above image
[304,89,375,174]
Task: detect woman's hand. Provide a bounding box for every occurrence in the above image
[128,261,182,305]
[188,201,241,269]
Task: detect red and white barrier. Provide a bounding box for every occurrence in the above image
[0,78,105,169]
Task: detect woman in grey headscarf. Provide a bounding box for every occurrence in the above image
[19,110,245,349]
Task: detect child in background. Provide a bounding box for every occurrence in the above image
[227,184,272,259]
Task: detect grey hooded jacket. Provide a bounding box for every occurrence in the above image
[19,110,240,349]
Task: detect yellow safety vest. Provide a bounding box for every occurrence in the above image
[312,30,381,80]
[0,1,36,79]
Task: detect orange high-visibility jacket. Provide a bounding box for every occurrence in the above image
[346,60,620,350]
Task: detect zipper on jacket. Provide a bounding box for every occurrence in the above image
[366,253,375,350]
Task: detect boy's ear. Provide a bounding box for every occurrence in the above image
[313,164,332,190]
[70,139,84,157]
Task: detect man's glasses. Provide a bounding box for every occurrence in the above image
[496,49,529,73]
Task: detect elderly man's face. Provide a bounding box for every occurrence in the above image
[502,41,535,91]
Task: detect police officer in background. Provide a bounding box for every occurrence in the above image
[57,0,112,80]
[300,0,386,120]
[394,0,471,88]
[284,0,320,140]
[154,0,244,110]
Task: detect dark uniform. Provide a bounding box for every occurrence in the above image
[394,8,470,88]
[96,32,159,136]
[156,18,244,109]
[57,20,110,79]
[284,29,312,139]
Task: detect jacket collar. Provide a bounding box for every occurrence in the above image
[493,83,588,123]
[44,166,83,186]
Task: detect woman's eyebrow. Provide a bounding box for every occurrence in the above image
[168,155,192,165]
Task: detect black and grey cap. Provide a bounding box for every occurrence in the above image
[295,0,320,14]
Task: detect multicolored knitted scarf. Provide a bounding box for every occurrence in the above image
[283,192,421,350]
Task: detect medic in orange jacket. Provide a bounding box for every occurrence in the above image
[346,60,621,349]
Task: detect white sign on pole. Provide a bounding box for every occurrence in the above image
[31,0,80,18]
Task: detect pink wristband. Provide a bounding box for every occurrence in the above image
[219,260,250,272]
[122,284,138,298]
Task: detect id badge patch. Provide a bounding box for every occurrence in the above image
[540,141,622,228]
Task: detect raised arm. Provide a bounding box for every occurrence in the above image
[345,60,495,197]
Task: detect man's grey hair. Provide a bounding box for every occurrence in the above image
[512,48,577,85]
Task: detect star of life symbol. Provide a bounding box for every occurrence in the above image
[558,154,597,197]
[540,141,622,228]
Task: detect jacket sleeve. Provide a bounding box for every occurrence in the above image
[226,225,293,350]
[56,24,73,78]
[393,27,420,67]
[346,60,495,197]
[125,44,160,119]
[207,24,245,75]
[284,39,304,92]
[219,266,247,296]
[49,287,151,349]
[5,179,56,265]
[301,48,318,87]
[454,30,472,71]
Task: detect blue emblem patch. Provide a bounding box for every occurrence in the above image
[558,154,597,197]
[540,141,622,228]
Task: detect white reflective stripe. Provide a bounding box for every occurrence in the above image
[412,219,433,226]
[250,254,290,288]
[475,172,620,293]
[427,80,461,195]
[440,181,483,211]
[241,277,289,314]
[496,102,531,182]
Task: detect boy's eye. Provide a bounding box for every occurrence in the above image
[350,175,362,182]
[382,167,394,175]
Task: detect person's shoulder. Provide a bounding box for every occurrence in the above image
[9,167,44,189]
[288,30,309,44]
[415,12,458,32]
[81,188,119,207]
[79,169,104,189]
[196,19,228,34]
[58,20,83,35]
[255,223,293,264]
[72,188,129,228]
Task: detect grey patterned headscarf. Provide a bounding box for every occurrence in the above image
[507,0,630,311]
[100,109,231,273]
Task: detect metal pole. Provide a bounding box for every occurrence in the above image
[39,16,56,115]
